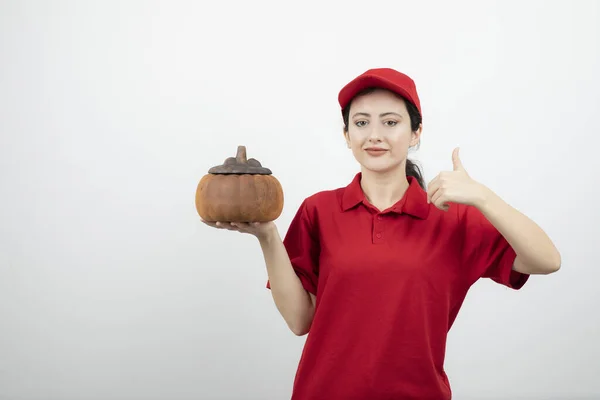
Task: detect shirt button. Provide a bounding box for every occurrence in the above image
[377,215,383,220]
[375,233,382,238]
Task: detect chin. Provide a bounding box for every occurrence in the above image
[359,159,399,174]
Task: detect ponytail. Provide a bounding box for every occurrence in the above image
[406,158,426,189]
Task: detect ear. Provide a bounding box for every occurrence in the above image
[410,123,423,147]
[343,129,351,148]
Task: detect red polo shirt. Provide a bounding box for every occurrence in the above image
[267,173,529,400]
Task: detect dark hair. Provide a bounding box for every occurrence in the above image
[342,87,426,189]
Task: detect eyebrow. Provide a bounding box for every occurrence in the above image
[352,112,403,118]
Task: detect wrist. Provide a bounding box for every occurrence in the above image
[474,184,495,211]
[257,223,280,244]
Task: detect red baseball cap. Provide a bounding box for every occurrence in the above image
[338,68,422,116]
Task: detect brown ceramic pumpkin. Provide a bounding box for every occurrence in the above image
[195,145,284,222]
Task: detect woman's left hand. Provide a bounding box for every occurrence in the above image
[426,148,490,211]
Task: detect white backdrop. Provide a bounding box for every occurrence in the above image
[1,1,598,399]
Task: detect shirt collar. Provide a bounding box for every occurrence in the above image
[341,172,430,219]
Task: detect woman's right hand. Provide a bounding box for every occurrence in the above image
[200,218,278,241]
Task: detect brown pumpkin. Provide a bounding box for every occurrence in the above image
[195,145,284,222]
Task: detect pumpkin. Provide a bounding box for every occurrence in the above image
[195,145,284,222]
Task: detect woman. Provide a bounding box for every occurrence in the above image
[202,68,561,400]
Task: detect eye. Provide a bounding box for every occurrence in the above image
[354,120,368,127]
[384,120,398,127]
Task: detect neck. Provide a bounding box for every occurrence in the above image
[359,164,410,211]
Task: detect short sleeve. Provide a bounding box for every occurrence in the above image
[459,204,529,289]
[266,198,320,295]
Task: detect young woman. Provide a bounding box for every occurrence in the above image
[202,68,561,400]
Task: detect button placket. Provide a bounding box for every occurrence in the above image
[373,213,385,244]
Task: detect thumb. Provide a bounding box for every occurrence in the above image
[452,147,465,171]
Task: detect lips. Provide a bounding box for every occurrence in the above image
[365,148,388,156]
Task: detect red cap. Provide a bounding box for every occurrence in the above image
[338,68,422,116]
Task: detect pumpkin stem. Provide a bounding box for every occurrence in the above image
[236,145,247,163]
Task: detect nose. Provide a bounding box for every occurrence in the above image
[367,125,383,142]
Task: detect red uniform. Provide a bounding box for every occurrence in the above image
[267,173,528,399]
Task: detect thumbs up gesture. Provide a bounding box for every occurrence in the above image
[426,148,488,211]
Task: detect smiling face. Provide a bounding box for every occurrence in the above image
[344,88,422,175]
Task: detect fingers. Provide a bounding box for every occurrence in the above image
[426,175,450,211]
[426,182,435,204]
[216,222,255,232]
[218,222,242,231]
[426,174,442,203]
[201,219,262,234]
[230,222,257,233]
[200,219,219,228]
[201,218,238,230]
[430,188,449,211]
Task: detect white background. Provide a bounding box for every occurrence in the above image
[1,1,598,399]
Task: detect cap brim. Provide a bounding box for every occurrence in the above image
[338,75,416,111]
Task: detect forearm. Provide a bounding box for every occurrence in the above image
[476,186,561,274]
[258,227,315,335]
